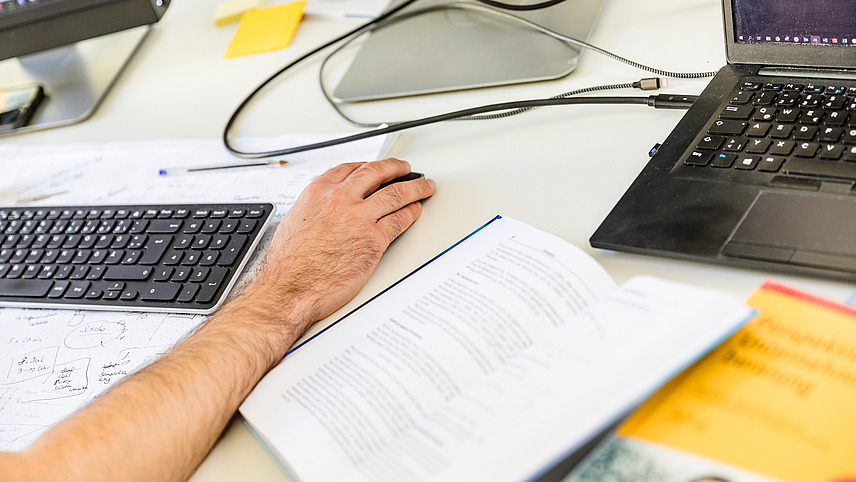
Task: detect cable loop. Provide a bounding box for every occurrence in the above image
[225,0,717,159]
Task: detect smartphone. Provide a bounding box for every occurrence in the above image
[0,84,45,132]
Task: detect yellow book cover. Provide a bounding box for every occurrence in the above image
[619,281,856,482]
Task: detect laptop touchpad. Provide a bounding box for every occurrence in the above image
[722,191,856,272]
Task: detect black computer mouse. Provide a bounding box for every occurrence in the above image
[372,172,425,194]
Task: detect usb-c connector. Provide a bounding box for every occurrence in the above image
[647,93,698,109]
[633,77,667,91]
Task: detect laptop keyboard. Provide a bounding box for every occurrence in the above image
[682,80,856,182]
[0,203,274,314]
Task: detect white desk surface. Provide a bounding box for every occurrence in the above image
[2,0,853,480]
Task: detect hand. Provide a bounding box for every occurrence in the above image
[240,158,436,344]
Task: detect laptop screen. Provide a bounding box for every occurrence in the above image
[733,0,856,47]
[724,0,856,69]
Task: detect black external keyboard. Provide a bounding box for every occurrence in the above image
[0,203,274,314]
[682,80,856,180]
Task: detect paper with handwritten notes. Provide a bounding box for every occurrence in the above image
[617,281,856,482]
[0,134,392,450]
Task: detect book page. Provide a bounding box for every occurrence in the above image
[240,217,750,481]
[338,276,751,482]
[617,282,856,482]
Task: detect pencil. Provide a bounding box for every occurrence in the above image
[158,160,287,176]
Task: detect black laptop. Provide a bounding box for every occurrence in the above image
[591,0,856,282]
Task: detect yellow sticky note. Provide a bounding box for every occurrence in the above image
[214,0,262,27]
[619,282,856,482]
[225,1,305,58]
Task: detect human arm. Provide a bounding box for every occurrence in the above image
[0,158,436,481]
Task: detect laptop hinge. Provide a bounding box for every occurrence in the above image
[758,67,856,81]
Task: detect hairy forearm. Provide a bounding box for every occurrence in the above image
[0,159,435,481]
[8,285,308,482]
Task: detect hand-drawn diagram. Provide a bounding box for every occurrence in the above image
[0,309,205,450]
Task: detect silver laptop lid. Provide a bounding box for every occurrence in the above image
[724,0,856,70]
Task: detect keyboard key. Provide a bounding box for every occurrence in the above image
[139,235,171,264]
[794,125,818,140]
[103,290,121,300]
[769,140,795,155]
[746,139,771,153]
[218,235,247,266]
[190,267,210,283]
[709,120,747,136]
[120,290,138,301]
[177,284,200,303]
[86,265,106,280]
[237,220,257,234]
[684,150,713,166]
[757,156,785,172]
[818,127,843,142]
[794,142,820,157]
[147,219,183,233]
[48,281,68,298]
[720,105,753,119]
[70,266,89,280]
[85,289,103,300]
[819,143,845,160]
[746,122,771,137]
[723,137,746,151]
[753,91,777,105]
[752,107,776,121]
[201,220,221,234]
[171,267,191,282]
[734,155,760,170]
[153,267,174,281]
[199,252,219,266]
[65,281,90,299]
[104,265,152,281]
[824,110,848,126]
[196,268,229,304]
[55,265,74,279]
[141,283,181,302]
[182,251,201,266]
[710,153,736,168]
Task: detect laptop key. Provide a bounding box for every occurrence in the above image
[697,135,725,150]
[734,156,760,170]
[720,105,753,119]
[685,150,713,166]
[794,142,820,157]
[709,120,748,136]
[758,156,786,172]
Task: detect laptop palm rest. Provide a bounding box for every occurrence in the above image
[722,191,856,272]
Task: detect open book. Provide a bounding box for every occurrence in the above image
[239,216,752,481]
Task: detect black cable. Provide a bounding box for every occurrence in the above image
[222,0,422,157]
[223,0,713,159]
[475,0,566,11]
[224,94,701,159]
[223,0,559,158]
